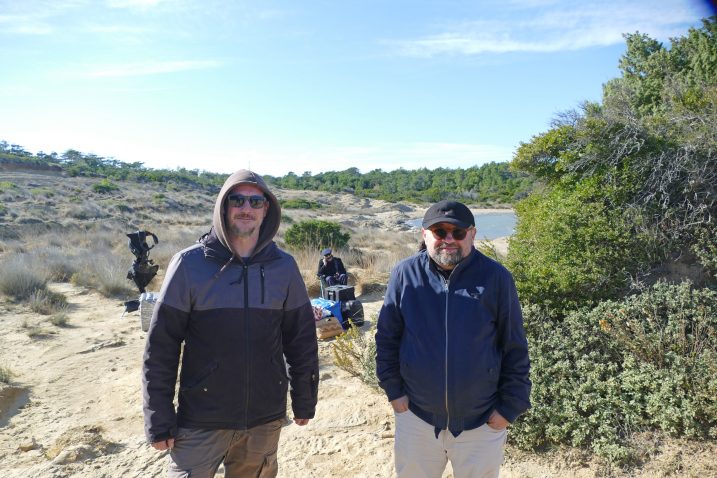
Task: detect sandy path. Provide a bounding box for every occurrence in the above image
[0,283,411,477]
[0,278,559,478]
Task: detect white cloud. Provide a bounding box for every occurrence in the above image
[392,1,706,57]
[86,59,223,77]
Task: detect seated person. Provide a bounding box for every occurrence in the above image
[317,248,347,286]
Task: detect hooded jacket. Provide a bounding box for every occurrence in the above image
[376,248,531,436]
[142,170,319,443]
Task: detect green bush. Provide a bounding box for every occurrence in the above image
[507,181,651,313]
[284,219,350,250]
[332,322,378,389]
[512,282,717,464]
[281,198,322,209]
[92,179,118,194]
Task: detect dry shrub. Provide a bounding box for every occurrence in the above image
[49,313,70,327]
[0,254,47,300]
[29,289,69,315]
[30,246,78,282]
[71,251,135,298]
[332,321,378,388]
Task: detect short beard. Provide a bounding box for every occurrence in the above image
[429,248,464,268]
[229,224,257,238]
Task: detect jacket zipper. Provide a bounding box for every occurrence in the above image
[243,264,250,427]
[442,276,450,431]
[260,265,265,304]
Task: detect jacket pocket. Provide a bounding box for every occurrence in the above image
[179,360,219,393]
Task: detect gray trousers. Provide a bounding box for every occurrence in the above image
[167,419,283,478]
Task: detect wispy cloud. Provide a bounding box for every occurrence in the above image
[0,13,53,35]
[392,1,707,57]
[86,59,223,78]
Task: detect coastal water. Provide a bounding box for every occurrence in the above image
[406,211,516,240]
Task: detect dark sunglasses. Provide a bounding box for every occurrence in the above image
[429,226,470,240]
[227,194,267,209]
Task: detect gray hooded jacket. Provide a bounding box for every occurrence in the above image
[142,170,319,443]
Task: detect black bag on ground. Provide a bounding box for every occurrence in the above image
[340,300,364,327]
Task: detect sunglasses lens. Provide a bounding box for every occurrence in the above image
[228,194,266,209]
[430,227,468,240]
[228,195,246,208]
[432,228,448,239]
[248,196,266,209]
[452,229,467,240]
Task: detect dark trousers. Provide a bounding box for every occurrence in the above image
[325,274,347,286]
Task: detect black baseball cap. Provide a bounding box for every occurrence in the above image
[422,200,475,229]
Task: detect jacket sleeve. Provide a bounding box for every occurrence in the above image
[336,258,347,276]
[142,253,190,443]
[317,259,325,277]
[494,271,532,422]
[375,265,406,401]
[282,259,319,419]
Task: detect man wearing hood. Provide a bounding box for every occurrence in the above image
[142,170,319,478]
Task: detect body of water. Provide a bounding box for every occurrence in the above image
[406,212,516,240]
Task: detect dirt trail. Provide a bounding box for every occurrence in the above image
[0,283,408,477]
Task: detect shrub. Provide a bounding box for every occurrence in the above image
[92,179,118,194]
[0,255,47,300]
[332,322,378,389]
[507,182,651,313]
[512,282,717,464]
[281,198,322,209]
[29,289,69,315]
[284,220,350,250]
[49,313,70,327]
[71,253,135,298]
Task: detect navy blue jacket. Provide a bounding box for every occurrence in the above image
[375,248,531,436]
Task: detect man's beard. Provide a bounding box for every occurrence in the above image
[228,214,259,238]
[229,223,257,238]
[430,247,464,268]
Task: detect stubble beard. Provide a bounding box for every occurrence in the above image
[228,213,260,238]
[229,224,257,238]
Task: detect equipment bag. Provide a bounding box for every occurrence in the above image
[340,300,364,328]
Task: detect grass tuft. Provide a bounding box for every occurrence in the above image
[29,289,69,315]
[0,255,48,300]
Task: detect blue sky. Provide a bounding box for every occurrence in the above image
[1,0,714,176]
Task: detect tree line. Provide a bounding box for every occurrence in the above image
[0,142,534,205]
[265,163,534,204]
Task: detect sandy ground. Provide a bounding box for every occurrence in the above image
[0,284,472,478]
[0,278,556,478]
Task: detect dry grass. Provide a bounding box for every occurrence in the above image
[28,289,69,315]
[0,254,48,300]
[49,313,70,327]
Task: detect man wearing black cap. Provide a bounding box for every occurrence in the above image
[317,247,348,286]
[375,200,531,478]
